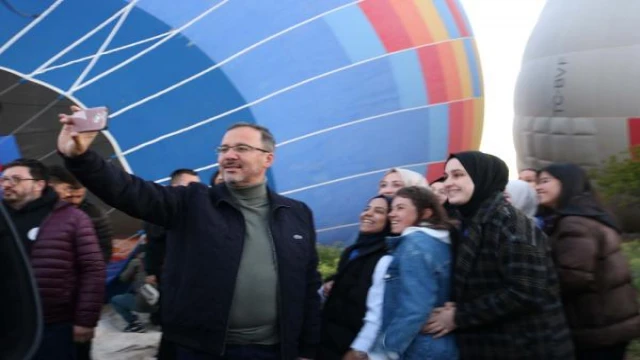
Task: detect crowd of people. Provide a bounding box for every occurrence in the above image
[0,108,639,360]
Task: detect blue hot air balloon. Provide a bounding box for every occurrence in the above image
[0,0,483,244]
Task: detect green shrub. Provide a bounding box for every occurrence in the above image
[591,147,640,199]
[317,245,343,280]
[622,240,640,290]
[591,146,640,233]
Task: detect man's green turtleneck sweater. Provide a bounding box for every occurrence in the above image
[226,182,279,345]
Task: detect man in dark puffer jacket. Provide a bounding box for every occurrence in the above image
[1,159,105,360]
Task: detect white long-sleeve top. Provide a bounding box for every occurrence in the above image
[350,255,393,352]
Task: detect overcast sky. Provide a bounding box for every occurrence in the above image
[459,0,547,177]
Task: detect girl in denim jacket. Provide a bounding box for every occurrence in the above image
[371,186,458,360]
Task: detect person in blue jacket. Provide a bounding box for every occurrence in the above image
[370,186,458,360]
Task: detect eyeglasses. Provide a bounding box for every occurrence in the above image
[216,144,271,155]
[0,176,39,186]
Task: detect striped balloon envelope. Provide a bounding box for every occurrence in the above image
[515,0,640,171]
[0,0,483,244]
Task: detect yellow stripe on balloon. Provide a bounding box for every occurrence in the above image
[414,0,449,42]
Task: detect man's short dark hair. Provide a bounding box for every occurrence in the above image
[48,165,82,188]
[170,169,198,185]
[227,122,276,152]
[3,159,49,184]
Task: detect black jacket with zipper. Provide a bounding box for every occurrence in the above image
[64,150,321,359]
[319,240,387,359]
[78,199,113,262]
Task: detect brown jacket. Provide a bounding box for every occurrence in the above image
[550,215,640,349]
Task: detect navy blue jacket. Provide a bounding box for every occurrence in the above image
[64,150,321,359]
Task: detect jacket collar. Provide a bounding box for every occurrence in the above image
[402,227,451,243]
[53,200,74,211]
[468,192,508,225]
[338,239,387,272]
[211,183,291,211]
[4,187,66,214]
[386,226,451,250]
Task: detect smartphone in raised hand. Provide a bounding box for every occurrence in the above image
[69,107,109,133]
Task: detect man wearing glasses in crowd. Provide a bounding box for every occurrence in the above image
[57,111,321,360]
[0,159,105,359]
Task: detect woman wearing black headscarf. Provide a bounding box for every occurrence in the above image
[319,195,393,360]
[424,151,574,359]
[537,163,640,359]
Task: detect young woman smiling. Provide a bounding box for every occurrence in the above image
[319,195,392,360]
[425,151,574,360]
[537,163,640,360]
[370,186,457,360]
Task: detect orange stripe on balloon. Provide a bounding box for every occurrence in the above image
[463,99,475,149]
[438,42,462,101]
[359,0,413,52]
[417,45,447,104]
[452,40,472,98]
[414,0,449,42]
[388,0,433,46]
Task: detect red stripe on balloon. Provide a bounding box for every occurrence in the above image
[445,0,470,37]
[629,118,640,147]
[426,161,446,184]
[359,0,413,52]
[417,45,447,104]
[448,101,465,154]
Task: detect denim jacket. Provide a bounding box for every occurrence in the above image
[372,226,458,360]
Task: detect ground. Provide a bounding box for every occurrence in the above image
[92,306,160,360]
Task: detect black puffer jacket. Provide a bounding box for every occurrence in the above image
[78,199,113,262]
[319,240,387,359]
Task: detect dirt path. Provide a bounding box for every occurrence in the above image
[91,307,161,360]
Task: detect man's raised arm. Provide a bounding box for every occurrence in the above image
[57,106,184,227]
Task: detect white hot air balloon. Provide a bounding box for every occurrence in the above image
[514,0,640,170]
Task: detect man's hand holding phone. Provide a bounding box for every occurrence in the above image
[58,106,108,158]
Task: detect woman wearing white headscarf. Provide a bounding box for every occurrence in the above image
[379,168,428,197]
[505,179,538,219]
